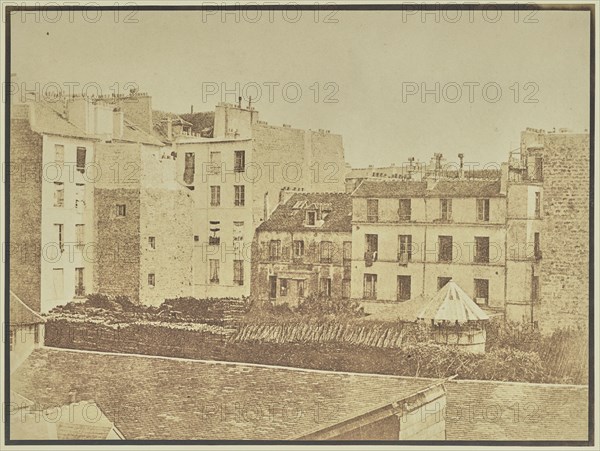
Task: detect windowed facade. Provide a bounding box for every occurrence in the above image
[234,185,245,206]
[440,198,452,221]
[398,235,412,263]
[476,199,490,222]
[363,274,377,300]
[474,236,490,264]
[438,236,453,263]
[398,199,411,221]
[320,241,332,263]
[474,278,489,305]
[210,186,221,206]
[367,199,379,222]
[54,182,64,207]
[397,275,411,301]
[148,273,155,287]
[209,259,220,284]
[233,260,244,285]
[234,150,245,172]
[148,236,156,250]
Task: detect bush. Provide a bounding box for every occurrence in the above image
[296,295,365,318]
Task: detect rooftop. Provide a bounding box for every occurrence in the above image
[257,192,352,233]
[11,348,588,441]
[352,179,503,198]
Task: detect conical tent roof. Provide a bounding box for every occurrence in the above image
[417,280,489,323]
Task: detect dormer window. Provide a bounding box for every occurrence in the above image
[306,210,316,226]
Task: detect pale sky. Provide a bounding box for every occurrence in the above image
[10,8,591,167]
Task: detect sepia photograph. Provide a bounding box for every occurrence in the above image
[1,1,597,448]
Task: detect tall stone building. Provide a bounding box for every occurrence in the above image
[173,102,346,298]
[518,127,590,331]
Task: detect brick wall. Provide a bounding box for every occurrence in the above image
[9,119,43,311]
[523,131,590,331]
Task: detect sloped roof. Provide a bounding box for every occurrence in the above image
[257,192,352,233]
[417,280,489,322]
[12,348,588,441]
[12,348,433,440]
[27,102,98,140]
[119,119,165,147]
[10,291,45,326]
[352,179,503,198]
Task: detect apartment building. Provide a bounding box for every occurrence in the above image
[174,102,346,298]
[252,192,352,306]
[10,101,99,313]
[349,167,542,322]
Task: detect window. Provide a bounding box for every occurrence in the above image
[234,150,245,172]
[184,152,195,184]
[398,199,411,221]
[75,183,85,210]
[210,186,221,206]
[54,182,64,207]
[148,273,155,287]
[320,278,332,298]
[476,199,490,222]
[306,211,316,226]
[437,276,451,290]
[209,151,221,175]
[148,236,156,250]
[474,236,490,264]
[534,232,541,260]
[342,279,351,299]
[233,221,244,245]
[440,198,452,221]
[75,224,85,249]
[280,279,288,297]
[116,204,126,217]
[320,241,332,263]
[209,259,219,284]
[365,234,378,265]
[293,240,305,258]
[397,275,411,301]
[343,241,352,266]
[363,274,377,300]
[209,221,220,245]
[233,260,244,285]
[534,156,543,181]
[76,147,86,173]
[269,240,281,261]
[55,224,64,253]
[269,276,277,299]
[367,199,379,222]
[531,275,540,303]
[474,279,489,305]
[55,144,64,166]
[234,185,245,206]
[534,192,541,218]
[398,235,412,263]
[438,236,453,262]
[298,280,305,298]
[75,267,85,297]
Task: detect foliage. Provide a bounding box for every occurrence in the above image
[296,295,365,319]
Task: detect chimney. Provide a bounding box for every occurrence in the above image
[458,153,464,179]
[190,105,194,114]
[113,109,124,139]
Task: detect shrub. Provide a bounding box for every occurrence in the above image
[296,295,365,319]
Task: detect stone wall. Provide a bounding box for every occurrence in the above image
[9,119,43,311]
[522,131,589,331]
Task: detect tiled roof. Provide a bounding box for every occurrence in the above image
[257,193,352,233]
[9,291,45,326]
[12,348,432,440]
[352,179,503,198]
[11,348,588,441]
